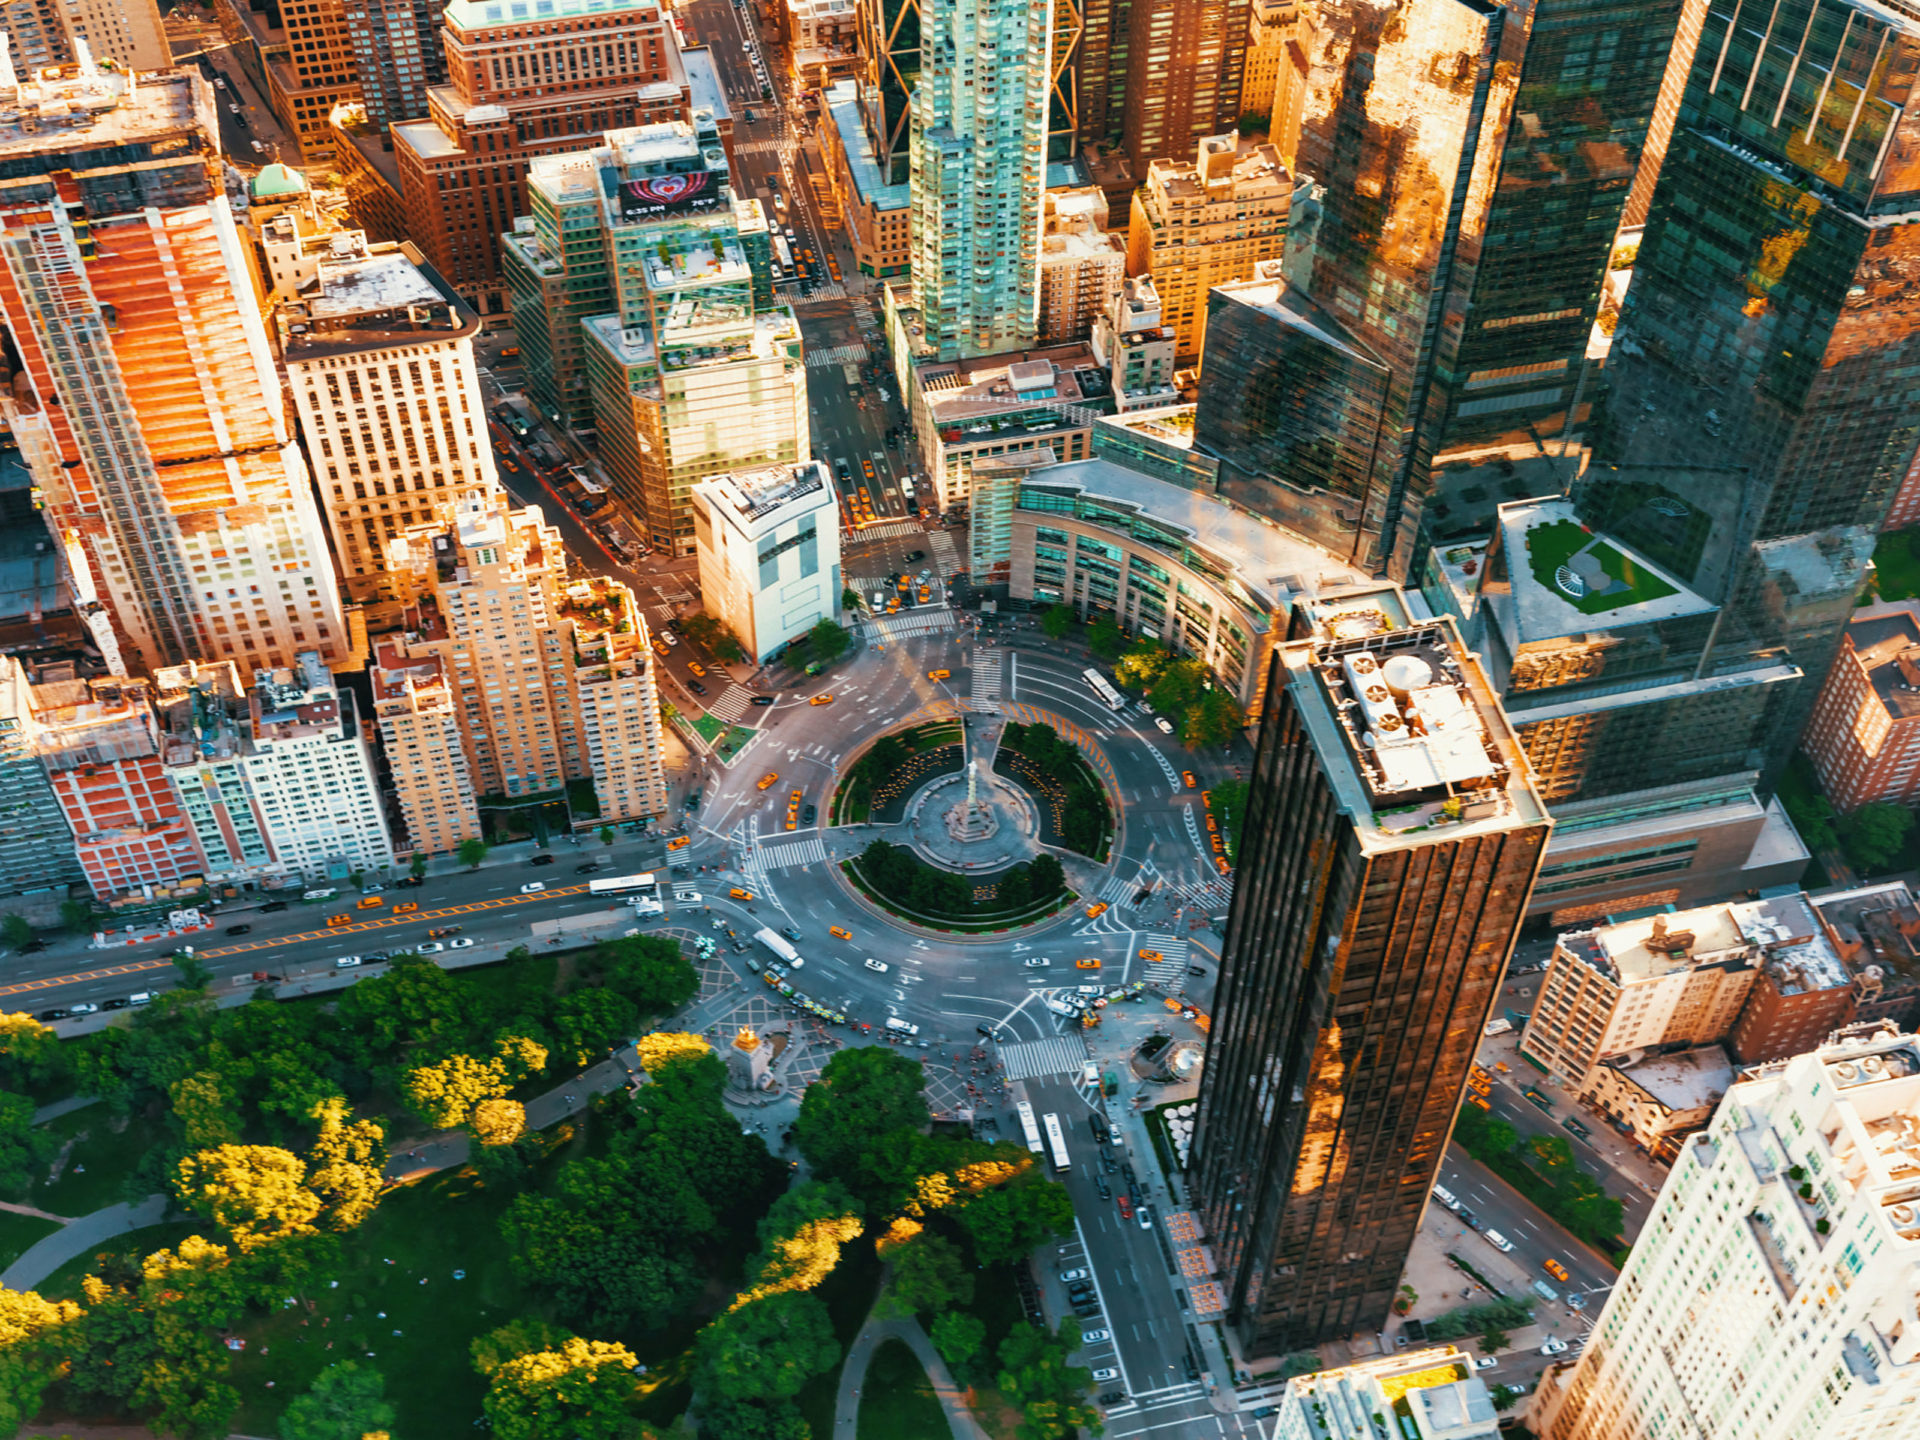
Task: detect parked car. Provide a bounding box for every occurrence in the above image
[448,939,475,950]
[335,957,362,969]
[1484,1229,1517,1254]
[262,901,289,912]
[1082,1328,1111,1344]
[1137,1205,1153,1231]
[100,997,129,1011]
[67,1002,97,1016]
[1092,1368,1119,1383]
[1059,1268,1090,1284]
[37,1009,69,1021]
[1475,1356,1499,1370]
[417,942,446,955]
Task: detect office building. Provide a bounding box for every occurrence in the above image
[361,0,692,318]
[0,67,347,678]
[216,0,364,163]
[1090,275,1176,412]
[60,0,168,70]
[822,78,911,279]
[278,236,502,600]
[1039,188,1126,345]
[0,655,87,899]
[238,653,395,879]
[32,675,204,903]
[1072,0,1128,147]
[692,460,843,664]
[1804,601,1920,813]
[907,0,1051,360]
[1125,134,1288,364]
[383,492,668,827]
[1583,1045,1735,1166]
[504,151,615,429]
[970,453,1366,718]
[1276,1348,1499,1440]
[1530,1024,1920,1440]
[1223,0,1678,580]
[369,642,481,857]
[1238,0,1292,123]
[1120,0,1249,171]
[1189,587,1549,1353]
[1090,403,1221,491]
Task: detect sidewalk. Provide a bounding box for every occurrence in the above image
[832,1289,988,1440]
[2,1194,169,1291]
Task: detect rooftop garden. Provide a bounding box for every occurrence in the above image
[1524,518,1677,615]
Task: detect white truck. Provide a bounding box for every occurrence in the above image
[755,927,803,968]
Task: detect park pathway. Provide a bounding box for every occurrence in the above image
[833,1291,986,1440]
[2,1194,168,1291]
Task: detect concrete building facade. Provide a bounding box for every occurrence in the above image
[1277,1348,1499,1440]
[1090,275,1177,412]
[1804,600,1920,813]
[0,655,87,899]
[821,78,910,279]
[369,641,481,857]
[692,460,842,665]
[1038,187,1126,346]
[156,660,282,887]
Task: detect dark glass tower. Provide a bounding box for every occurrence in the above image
[859,0,921,185]
[1192,0,1682,578]
[1189,587,1550,1355]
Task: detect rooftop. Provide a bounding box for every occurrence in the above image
[1497,498,1709,632]
[1815,881,1920,992]
[1016,455,1366,618]
[1146,134,1289,207]
[1284,1348,1497,1440]
[0,66,206,170]
[918,344,1112,429]
[278,240,477,357]
[1281,587,1548,847]
[445,0,657,29]
[1605,1044,1735,1112]
[824,79,908,210]
[694,459,832,529]
[1846,600,1920,720]
[1558,893,1849,991]
[681,47,729,125]
[31,678,160,768]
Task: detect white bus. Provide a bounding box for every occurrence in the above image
[1083,667,1125,712]
[755,927,804,968]
[1015,1100,1043,1155]
[1042,1111,1071,1173]
[772,235,793,272]
[590,872,662,914]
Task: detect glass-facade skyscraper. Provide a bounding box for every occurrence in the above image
[908,0,1052,359]
[1190,587,1549,1355]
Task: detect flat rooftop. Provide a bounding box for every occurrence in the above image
[1846,600,1920,721]
[825,79,908,211]
[682,47,730,125]
[1494,497,1714,641]
[695,460,831,527]
[1560,892,1847,990]
[1017,456,1366,618]
[1610,1044,1734,1112]
[0,68,205,166]
[445,0,656,28]
[919,345,1111,426]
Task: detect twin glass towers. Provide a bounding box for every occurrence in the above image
[1193,0,1920,1356]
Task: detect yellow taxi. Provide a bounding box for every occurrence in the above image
[927,669,951,681]
[896,575,910,592]
[668,836,691,851]
[811,693,835,706]
[1215,856,1231,876]
[653,637,670,657]
[829,925,852,940]
[393,902,418,914]
[729,887,754,901]
[1467,1093,1492,1111]
[1544,1258,1570,1282]
[758,772,780,790]
[327,914,351,927]
[1085,901,1108,919]
[887,598,900,613]
[1140,948,1163,963]
[918,585,931,603]
[1076,958,1101,970]
[356,896,384,909]
[689,661,707,677]
[1182,770,1198,789]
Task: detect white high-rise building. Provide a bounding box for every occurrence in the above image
[908,0,1051,360]
[1530,1023,1920,1440]
[692,460,842,664]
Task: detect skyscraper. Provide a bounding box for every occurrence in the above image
[1194,0,1680,579]
[340,0,451,129]
[908,0,1052,359]
[0,67,347,677]
[858,0,920,185]
[1189,586,1549,1354]
[1119,0,1249,171]
[1530,1023,1920,1440]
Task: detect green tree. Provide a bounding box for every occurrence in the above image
[599,825,616,846]
[0,1286,82,1436]
[59,897,94,934]
[741,1180,864,1300]
[929,1310,987,1381]
[1086,613,1128,661]
[170,1070,244,1150]
[306,1100,388,1233]
[1039,603,1077,640]
[794,1045,929,1191]
[1843,801,1916,872]
[458,837,491,870]
[1783,787,1838,852]
[278,1361,397,1440]
[174,1144,323,1251]
[1210,779,1249,858]
[471,1097,528,1148]
[410,852,429,879]
[889,1230,974,1313]
[700,1398,810,1440]
[480,1335,651,1440]
[957,1176,1075,1265]
[0,1012,63,1093]
[1146,658,1207,717]
[404,1051,510,1129]
[1025,852,1066,900]
[553,988,640,1067]
[695,1291,839,1405]
[472,1319,577,1378]
[1115,639,1172,693]
[1491,1384,1523,1412]
[593,934,699,1013]
[634,1031,712,1074]
[995,1319,1101,1440]
[1479,1328,1510,1354]
[1183,687,1245,749]
[843,587,863,611]
[172,951,214,989]
[809,617,851,663]
[0,914,30,950]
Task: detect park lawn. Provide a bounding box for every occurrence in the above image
[1523,518,1590,585]
[858,1338,953,1440]
[1875,528,1920,602]
[960,1260,1033,1440]
[1582,540,1676,612]
[229,1165,537,1436]
[33,1109,170,1217]
[0,1210,61,1270]
[796,1235,884,1440]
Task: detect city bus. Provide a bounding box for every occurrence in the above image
[755,927,804,969]
[1041,1112,1071,1173]
[1015,1100,1043,1156]
[1082,667,1125,712]
[772,234,793,273]
[588,872,663,915]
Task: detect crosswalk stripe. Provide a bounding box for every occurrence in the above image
[705,685,754,724]
[970,651,1003,705]
[805,343,870,367]
[750,836,827,873]
[850,518,923,539]
[1003,1034,1088,1080]
[929,529,963,577]
[1140,933,1188,987]
[790,284,848,303]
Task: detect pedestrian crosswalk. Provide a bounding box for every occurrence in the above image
[850,518,923,540]
[1170,877,1234,909]
[929,529,963,576]
[705,685,756,724]
[805,343,869,368]
[732,139,788,155]
[751,835,827,873]
[971,650,1002,705]
[790,284,848,303]
[1138,933,1189,987]
[1002,1034,1088,1081]
[870,609,956,640]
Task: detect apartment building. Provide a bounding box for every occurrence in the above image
[0,68,347,678]
[61,0,169,70]
[216,0,364,163]
[370,642,481,857]
[1090,276,1178,412]
[1276,1348,1499,1440]
[1125,134,1288,364]
[32,675,204,903]
[155,660,281,886]
[240,653,395,879]
[1805,601,1920,813]
[1816,883,1920,1037]
[1038,188,1126,345]
[277,236,502,600]
[692,460,842,664]
[1121,0,1251,171]
[821,78,910,279]
[1238,0,1293,121]
[341,0,452,128]
[0,655,87,899]
[788,0,857,50]
[383,492,667,826]
[1531,1023,1920,1440]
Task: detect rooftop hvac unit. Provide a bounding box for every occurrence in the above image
[1890,1203,1917,1226]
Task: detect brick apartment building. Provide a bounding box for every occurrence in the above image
[1804,599,1920,811]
